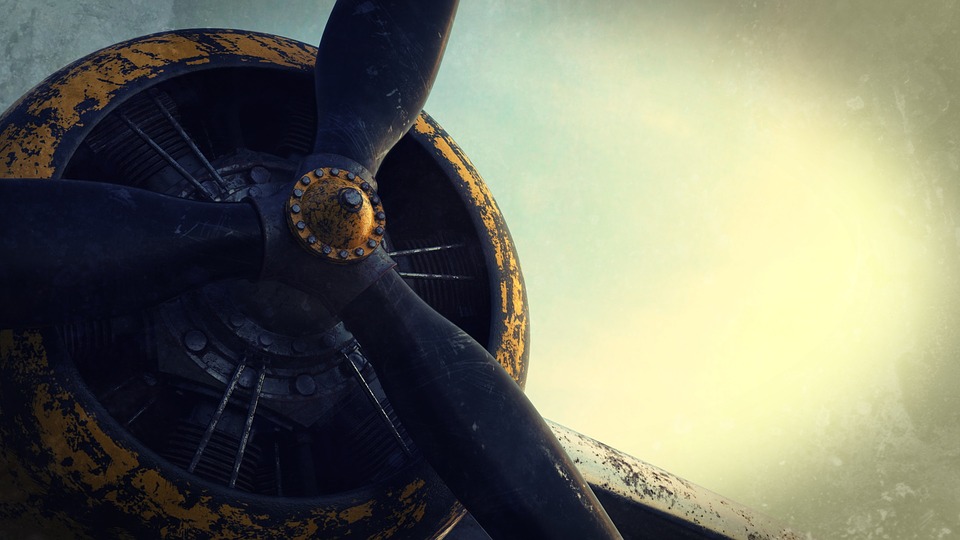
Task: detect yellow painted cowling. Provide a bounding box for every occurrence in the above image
[0,29,528,538]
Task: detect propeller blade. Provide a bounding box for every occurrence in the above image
[306,1,619,535]
[0,179,263,327]
[310,0,459,175]
[340,271,622,539]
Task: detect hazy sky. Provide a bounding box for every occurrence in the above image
[4,1,960,538]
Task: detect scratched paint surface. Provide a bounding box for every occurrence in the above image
[7,1,960,539]
[413,114,529,386]
[0,28,526,538]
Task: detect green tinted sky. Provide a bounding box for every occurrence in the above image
[3,1,960,537]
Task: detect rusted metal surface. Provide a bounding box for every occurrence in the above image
[549,422,806,540]
[0,28,528,539]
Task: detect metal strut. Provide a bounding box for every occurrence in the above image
[229,365,267,488]
[119,111,218,201]
[387,243,464,257]
[149,93,230,195]
[188,360,247,473]
[397,272,473,281]
[344,350,413,457]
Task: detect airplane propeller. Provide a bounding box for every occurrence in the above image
[0,1,621,538]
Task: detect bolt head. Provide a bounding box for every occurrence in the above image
[291,204,301,213]
[338,188,364,210]
[354,248,365,256]
[367,239,377,248]
[183,330,207,352]
[338,250,349,259]
[295,374,317,396]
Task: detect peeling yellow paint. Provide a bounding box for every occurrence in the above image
[400,478,426,501]
[370,478,431,540]
[210,31,317,67]
[33,384,139,492]
[0,31,314,179]
[413,115,529,384]
[339,500,375,524]
[0,30,518,539]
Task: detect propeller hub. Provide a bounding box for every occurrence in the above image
[286,167,385,262]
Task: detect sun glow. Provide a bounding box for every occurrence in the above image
[499,10,929,507]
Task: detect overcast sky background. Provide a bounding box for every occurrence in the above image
[4,1,960,538]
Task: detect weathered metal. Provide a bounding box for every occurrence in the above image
[285,167,385,262]
[549,422,804,540]
[0,28,529,538]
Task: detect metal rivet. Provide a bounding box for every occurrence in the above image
[321,245,332,255]
[354,248,365,256]
[229,313,245,327]
[370,195,381,205]
[331,168,340,175]
[375,211,385,220]
[293,188,303,198]
[183,330,207,352]
[360,182,371,191]
[292,339,308,353]
[367,239,377,248]
[296,221,306,230]
[347,172,356,180]
[338,250,349,259]
[291,204,301,213]
[259,334,275,347]
[307,235,317,244]
[374,226,384,235]
[314,168,325,177]
[295,374,317,396]
[301,176,311,185]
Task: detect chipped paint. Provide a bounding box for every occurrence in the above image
[1,327,459,538]
[0,26,534,539]
[370,479,432,540]
[548,421,804,539]
[339,501,375,524]
[412,114,530,386]
[0,30,485,539]
[0,30,315,179]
